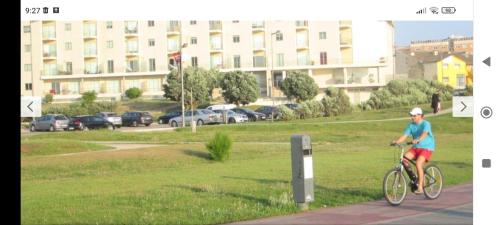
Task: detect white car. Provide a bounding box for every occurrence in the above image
[213,109,248,124]
[96,112,122,128]
[206,104,236,111]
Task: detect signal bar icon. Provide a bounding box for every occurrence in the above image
[416,8,427,14]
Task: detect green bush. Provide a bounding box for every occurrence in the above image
[277,105,297,121]
[42,102,117,117]
[206,132,232,162]
[299,100,324,119]
[125,87,142,99]
[43,94,53,104]
[465,84,473,96]
[81,91,97,105]
[322,87,352,116]
[365,80,454,110]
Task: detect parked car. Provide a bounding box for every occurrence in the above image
[255,106,282,120]
[158,111,182,124]
[121,111,153,127]
[283,103,305,119]
[206,104,236,111]
[169,109,221,127]
[213,109,249,124]
[68,116,85,131]
[96,112,122,128]
[231,108,266,122]
[70,115,115,131]
[30,114,70,132]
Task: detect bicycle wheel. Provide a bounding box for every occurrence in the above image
[383,169,407,206]
[423,165,443,199]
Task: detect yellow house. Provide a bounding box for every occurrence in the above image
[423,54,473,89]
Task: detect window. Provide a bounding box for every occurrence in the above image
[25,45,31,53]
[51,82,61,94]
[320,52,327,65]
[457,75,466,88]
[276,53,284,67]
[233,35,240,43]
[67,82,80,94]
[191,57,198,67]
[126,80,140,89]
[190,20,197,25]
[442,63,449,69]
[149,58,156,71]
[86,81,100,93]
[24,64,32,72]
[23,26,30,33]
[233,55,241,68]
[66,62,73,74]
[148,21,155,27]
[106,21,113,29]
[107,40,113,48]
[127,60,139,72]
[25,83,32,91]
[319,32,327,40]
[232,20,239,23]
[147,79,160,92]
[106,80,120,93]
[65,42,72,50]
[148,39,155,46]
[107,60,114,73]
[191,37,197,45]
[454,63,461,69]
[276,33,283,41]
[442,77,449,84]
[65,23,71,31]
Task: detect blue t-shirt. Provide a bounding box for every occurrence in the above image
[404,120,435,151]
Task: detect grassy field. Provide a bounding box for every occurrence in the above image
[21,102,472,225]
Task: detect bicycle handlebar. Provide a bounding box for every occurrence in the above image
[389,142,414,147]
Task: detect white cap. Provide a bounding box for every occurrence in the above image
[409,107,423,116]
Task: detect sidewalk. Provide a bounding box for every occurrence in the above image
[229,183,472,225]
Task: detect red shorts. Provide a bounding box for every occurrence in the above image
[408,148,433,161]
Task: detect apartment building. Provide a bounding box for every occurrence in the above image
[21,20,394,104]
[410,35,473,55]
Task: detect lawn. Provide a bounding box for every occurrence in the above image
[21,102,472,225]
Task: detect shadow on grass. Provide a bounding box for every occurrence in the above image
[433,161,472,169]
[183,149,212,160]
[165,184,272,206]
[222,176,382,203]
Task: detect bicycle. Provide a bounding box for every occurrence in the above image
[383,142,444,206]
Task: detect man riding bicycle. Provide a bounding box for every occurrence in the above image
[392,107,435,195]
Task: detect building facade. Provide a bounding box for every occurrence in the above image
[410,36,473,55]
[21,20,394,104]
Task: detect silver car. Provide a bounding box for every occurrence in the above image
[96,112,122,128]
[213,109,249,124]
[169,109,221,127]
[30,114,70,132]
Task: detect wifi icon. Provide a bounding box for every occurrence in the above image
[430,7,439,14]
[416,8,426,14]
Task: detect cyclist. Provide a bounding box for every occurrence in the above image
[392,107,435,195]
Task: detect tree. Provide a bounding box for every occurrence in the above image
[219,71,259,106]
[279,70,319,102]
[81,91,97,105]
[206,68,221,100]
[162,66,210,108]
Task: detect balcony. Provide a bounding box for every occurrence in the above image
[253,56,266,67]
[42,30,56,42]
[339,21,352,29]
[126,49,139,57]
[210,45,223,53]
[84,49,98,58]
[83,29,97,39]
[252,22,265,33]
[253,42,266,52]
[295,21,308,30]
[43,51,57,60]
[124,28,138,37]
[167,24,180,36]
[296,43,309,50]
[209,21,222,34]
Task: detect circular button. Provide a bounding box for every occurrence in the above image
[480,106,493,119]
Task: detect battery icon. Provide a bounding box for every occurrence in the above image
[441,7,456,14]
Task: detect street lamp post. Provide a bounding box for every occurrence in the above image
[178,21,188,127]
[270,30,281,123]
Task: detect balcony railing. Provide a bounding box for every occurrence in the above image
[340,38,352,46]
[295,21,308,27]
[84,48,97,56]
[167,24,180,33]
[253,56,266,67]
[43,52,57,57]
[83,28,97,37]
[125,27,138,34]
[42,30,56,39]
[209,21,222,30]
[339,21,352,27]
[252,22,265,29]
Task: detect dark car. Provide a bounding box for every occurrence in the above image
[158,111,182,124]
[255,106,282,120]
[121,111,154,127]
[284,103,301,111]
[231,108,266,121]
[69,115,115,131]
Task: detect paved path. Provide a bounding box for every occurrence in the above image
[229,183,472,225]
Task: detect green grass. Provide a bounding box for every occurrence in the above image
[21,102,472,225]
[21,139,112,157]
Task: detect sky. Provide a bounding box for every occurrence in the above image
[394,21,473,46]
